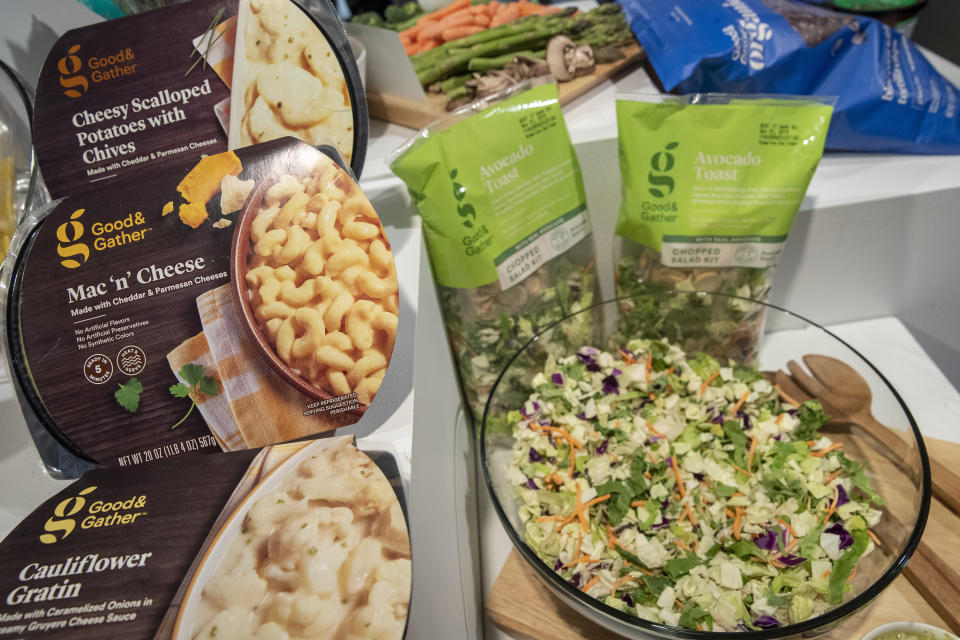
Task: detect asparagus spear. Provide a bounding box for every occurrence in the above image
[411,8,576,71]
[467,49,544,72]
[417,26,565,85]
[440,73,473,93]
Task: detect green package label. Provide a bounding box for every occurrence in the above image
[391,83,590,289]
[614,97,833,269]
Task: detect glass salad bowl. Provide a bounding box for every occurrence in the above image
[480,292,930,639]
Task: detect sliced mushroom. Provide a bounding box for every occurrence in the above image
[569,44,596,77]
[546,35,597,82]
[546,35,577,82]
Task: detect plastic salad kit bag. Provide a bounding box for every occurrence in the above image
[619,0,960,153]
[614,94,833,363]
[390,83,600,424]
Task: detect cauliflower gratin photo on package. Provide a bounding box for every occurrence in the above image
[0,438,410,639]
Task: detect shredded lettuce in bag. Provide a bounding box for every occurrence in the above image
[390,83,600,423]
[507,338,884,631]
[614,94,833,364]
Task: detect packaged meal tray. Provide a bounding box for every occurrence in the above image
[32,0,368,197]
[389,82,602,424]
[613,93,834,364]
[1,137,401,472]
[619,0,960,153]
[0,436,411,639]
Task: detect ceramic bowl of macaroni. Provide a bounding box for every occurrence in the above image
[172,436,412,639]
[230,149,399,409]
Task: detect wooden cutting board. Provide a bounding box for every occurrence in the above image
[366,43,644,130]
[487,436,960,640]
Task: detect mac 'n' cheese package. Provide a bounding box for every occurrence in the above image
[614,94,833,363]
[389,83,601,425]
[1,138,402,470]
[0,436,411,639]
[32,0,368,198]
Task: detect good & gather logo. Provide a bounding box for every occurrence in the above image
[39,486,97,545]
[648,141,679,198]
[57,44,88,99]
[56,208,90,269]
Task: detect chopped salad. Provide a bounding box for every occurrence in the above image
[507,338,885,631]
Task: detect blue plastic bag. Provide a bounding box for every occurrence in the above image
[619,0,960,153]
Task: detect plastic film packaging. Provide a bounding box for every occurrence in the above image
[613,93,834,363]
[619,0,960,153]
[389,83,601,424]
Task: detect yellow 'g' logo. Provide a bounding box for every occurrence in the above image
[56,208,89,269]
[57,44,88,98]
[40,486,97,544]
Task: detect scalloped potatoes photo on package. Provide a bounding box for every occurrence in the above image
[230,0,355,164]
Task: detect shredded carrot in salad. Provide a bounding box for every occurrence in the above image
[508,338,885,631]
[700,371,720,396]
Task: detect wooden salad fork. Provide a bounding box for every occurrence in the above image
[784,354,960,517]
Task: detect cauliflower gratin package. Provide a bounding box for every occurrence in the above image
[32,0,367,200]
[614,94,833,364]
[0,437,411,639]
[2,138,400,470]
[390,83,601,424]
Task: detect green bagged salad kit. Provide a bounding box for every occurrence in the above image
[390,83,599,422]
[614,94,834,362]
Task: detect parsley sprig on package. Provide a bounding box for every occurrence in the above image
[390,84,601,424]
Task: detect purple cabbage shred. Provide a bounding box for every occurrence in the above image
[754,528,780,551]
[778,554,807,567]
[835,484,850,507]
[602,374,620,395]
[825,522,854,550]
[754,616,781,629]
[551,372,564,386]
[529,447,543,463]
[596,439,609,455]
[743,414,753,430]
[553,559,563,571]
[622,593,634,607]
[569,573,581,588]
[711,413,725,424]
[526,478,538,490]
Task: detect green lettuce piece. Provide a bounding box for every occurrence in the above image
[664,553,702,580]
[828,529,869,604]
[689,352,721,381]
[792,400,830,441]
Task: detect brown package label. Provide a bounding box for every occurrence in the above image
[33,0,366,198]
[0,438,410,639]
